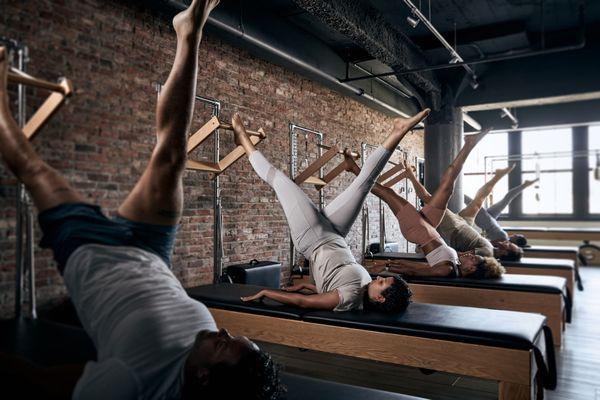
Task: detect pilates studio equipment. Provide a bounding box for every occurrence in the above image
[2,37,74,320]
[0,317,425,400]
[364,252,569,346]
[188,283,556,400]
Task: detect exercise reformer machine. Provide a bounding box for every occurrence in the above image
[2,37,74,318]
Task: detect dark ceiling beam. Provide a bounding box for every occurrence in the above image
[412,20,528,50]
[293,0,442,109]
[458,44,600,110]
[464,98,600,133]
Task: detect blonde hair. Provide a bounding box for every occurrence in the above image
[480,257,506,278]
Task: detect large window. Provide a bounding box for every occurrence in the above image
[521,128,573,215]
[462,132,508,208]
[590,126,600,214]
[461,125,599,220]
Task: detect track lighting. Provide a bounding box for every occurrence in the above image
[469,78,479,90]
[449,56,460,64]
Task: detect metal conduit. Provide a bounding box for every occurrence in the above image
[401,0,475,78]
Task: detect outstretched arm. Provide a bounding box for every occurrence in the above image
[283,283,317,293]
[241,289,339,310]
[371,259,452,277]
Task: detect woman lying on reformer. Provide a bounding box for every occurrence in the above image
[464,178,539,249]
[350,129,504,279]
[405,162,523,266]
[233,109,431,312]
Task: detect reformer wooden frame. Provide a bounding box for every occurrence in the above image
[185,115,266,176]
[7,68,73,140]
[504,227,600,242]
[210,307,544,400]
[359,260,567,346]
[520,246,582,291]
[502,260,575,305]
[293,144,360,189]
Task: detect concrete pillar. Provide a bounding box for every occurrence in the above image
[424,104,464,212]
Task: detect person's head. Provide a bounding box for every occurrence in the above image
[458,253,505,279]
[509,234,528,247]
[364,275,412,312]
[183,328,284,400]
[493,240,524,261]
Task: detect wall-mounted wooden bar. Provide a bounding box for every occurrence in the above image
[294,145,339,185]
[7,69,74,140]
[186,116,267,176]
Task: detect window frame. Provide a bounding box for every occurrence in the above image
[493,124,600,221]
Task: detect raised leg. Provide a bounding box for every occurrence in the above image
[458,164,515,220]
[406,128,491,211]
[487,178,538,218]
[0,47,84,212]
[117,0,220,225]
[232,114,335,258]
[322,109,430,237]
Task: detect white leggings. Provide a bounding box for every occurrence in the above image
[249,146,391,259]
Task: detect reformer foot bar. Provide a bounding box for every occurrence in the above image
[363,252,569,346]
[185,115,267,175]
[7,68,74,140]
[187,283,556,400]
[0,317,425,400]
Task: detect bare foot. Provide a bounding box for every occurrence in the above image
[344,156,361,175]
[392,108,431,135]
[464,126,492,147]
[172,0,220,39]
[494,163,516,177]
[231,112,257,156]
[524,178,540,187]
[403,160,417,179]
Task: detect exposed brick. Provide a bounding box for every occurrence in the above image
[0,0,423,318]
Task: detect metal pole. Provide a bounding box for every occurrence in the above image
[14,45,27,318]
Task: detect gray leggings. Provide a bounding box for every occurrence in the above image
[486,181,531,218]
[464,181,532,241]
[249,147,391,259]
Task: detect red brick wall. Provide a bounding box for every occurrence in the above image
[0,0,423,317]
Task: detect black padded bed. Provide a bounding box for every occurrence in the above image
[0,317,424,400]
[187,283,557,399]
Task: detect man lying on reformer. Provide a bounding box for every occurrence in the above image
[401,162,506,278]
[234,109,431,312]
[0,1,282,399]
[464,178,539,249]
[351,129,503,278]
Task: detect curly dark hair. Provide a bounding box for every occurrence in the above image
[510,234,528,247]
[466,257,505,279]
[364,275,412,313]
[196,350,285,400]
[497,246,523,261]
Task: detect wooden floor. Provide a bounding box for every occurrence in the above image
[259,267,600,399]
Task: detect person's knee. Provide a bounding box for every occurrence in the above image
[18,158,52,181]
[152,142,187,171]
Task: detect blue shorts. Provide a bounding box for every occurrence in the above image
[39,203,178,273]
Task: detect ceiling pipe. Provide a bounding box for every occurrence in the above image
[500,107,519,129]
[462,112,482,131]
[161,0,417,121]
[401,0,476,78]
